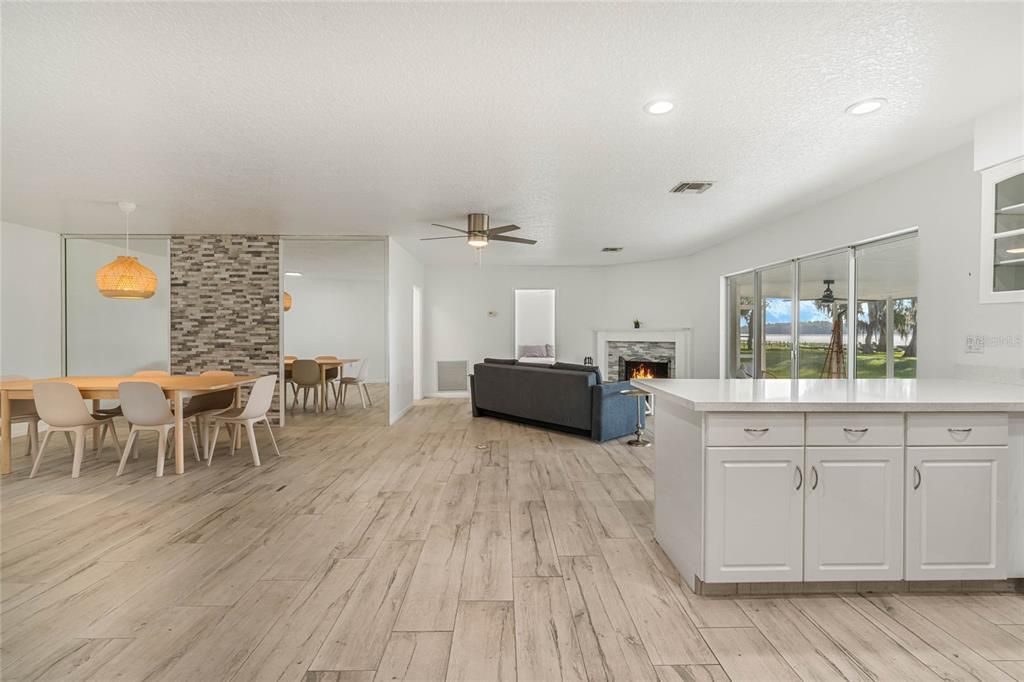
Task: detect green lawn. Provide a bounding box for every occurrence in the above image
[761,344,916,379]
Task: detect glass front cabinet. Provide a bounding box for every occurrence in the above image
[981,157,1024,303]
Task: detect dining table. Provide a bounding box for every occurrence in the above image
[0,374,260,476]
[284,358,360,412]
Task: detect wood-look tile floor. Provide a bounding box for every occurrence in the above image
[3,388,1024,681]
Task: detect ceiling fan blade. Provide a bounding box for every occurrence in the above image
[420,235,464,241]
[431,223,467,235]
[489,235,537,245]
[487,224,521,235]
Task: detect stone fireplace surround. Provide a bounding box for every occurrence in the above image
[607,341,676,382]
[595,329,693,383]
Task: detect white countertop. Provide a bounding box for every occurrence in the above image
[630,378,1024,412]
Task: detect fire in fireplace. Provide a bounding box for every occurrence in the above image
[621,358,671,380]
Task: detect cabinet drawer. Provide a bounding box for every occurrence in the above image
[806,413,904,446]
[706,413,804,447]
[906,413,1008,447]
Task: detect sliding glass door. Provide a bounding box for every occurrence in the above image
[797,250,848,378]
[759,263,794,379]
[723,232,917,380]
[854,234,918,378]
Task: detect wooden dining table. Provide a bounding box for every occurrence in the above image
[0,374,260,477]
[284,358,359,412]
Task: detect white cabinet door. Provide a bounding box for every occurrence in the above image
[906,446,1008,580]
[705,447,803,582]
[804,447,903,581]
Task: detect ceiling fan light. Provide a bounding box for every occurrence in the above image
[467,233,489,248]
[818,279,836,305]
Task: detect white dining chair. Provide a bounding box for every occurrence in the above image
[30,382,121,479]
[94,368,171,421]
[207,375,280,467]
[185,370,237,458]
[0,375,40,458]
[116,381,201,477]
[340,359,372,408]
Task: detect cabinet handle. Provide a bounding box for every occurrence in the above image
[743,427,770,433]
[810,466,819,491]
[795,465,803,491]
[947,427,973,434]
[843,427,869,433]
[913,466,921,490]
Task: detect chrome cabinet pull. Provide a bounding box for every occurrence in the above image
[947,427,973,434]
[795,465,803,491]
[913,466,921,490]
[743,427,770,433]
[810,466,819,491]
[843,427,869,433]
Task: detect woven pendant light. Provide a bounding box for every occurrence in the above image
[96,202,158,300]
[283,291,293,311]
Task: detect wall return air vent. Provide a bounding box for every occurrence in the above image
[670,181,714,194]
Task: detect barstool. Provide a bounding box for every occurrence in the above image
[619,388,651,447]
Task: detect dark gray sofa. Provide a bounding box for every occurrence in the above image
[469,360,643,442]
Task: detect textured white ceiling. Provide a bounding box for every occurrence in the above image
[3,2,1021,265]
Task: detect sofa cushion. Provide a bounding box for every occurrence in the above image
[483,357,518,365]
[518,344,550,358]
[551,362,603,384]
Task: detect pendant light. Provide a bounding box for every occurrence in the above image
[95,202,158,300]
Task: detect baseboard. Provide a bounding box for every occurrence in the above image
[424,391,470,399]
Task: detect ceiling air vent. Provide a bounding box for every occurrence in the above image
[670,181,714,194]
[602,247,623,253]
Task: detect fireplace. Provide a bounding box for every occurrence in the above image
[620,358,671,380]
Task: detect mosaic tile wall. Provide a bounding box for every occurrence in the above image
[606,340,676,382]
[169,235,280,412]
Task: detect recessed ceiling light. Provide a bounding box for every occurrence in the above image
[602,247,624,253]
[284,271,303,277]
[644,100,674,115]
[845,98,887,116]
[1006,247,1024,254]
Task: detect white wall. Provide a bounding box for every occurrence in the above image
[388,238,425,423]
[1,222,62,435]
[282,241,387,383]
[1,222,61,379]
[422,142,1023,391]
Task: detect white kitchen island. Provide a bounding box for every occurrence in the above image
[631,378,1024,593]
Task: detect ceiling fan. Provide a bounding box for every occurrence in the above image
[421,213,537,248]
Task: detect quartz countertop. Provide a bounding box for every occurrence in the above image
[630,378,1024,412]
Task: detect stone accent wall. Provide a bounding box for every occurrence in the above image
[169,235,280,412]
[606,340,676,382]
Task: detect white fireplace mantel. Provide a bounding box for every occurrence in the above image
[595,328,693,381]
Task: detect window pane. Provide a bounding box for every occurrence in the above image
[995,171,1024,235]
[854,236,918,378]
[726,272,755,378]
[759,263,793,379]
[797,252,848,378]
[65,237,170,375]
